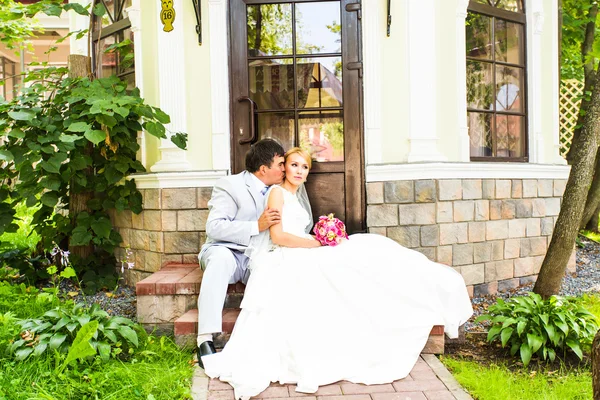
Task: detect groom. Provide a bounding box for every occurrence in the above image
[196,139,289,367]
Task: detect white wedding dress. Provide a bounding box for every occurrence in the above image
[203,186,473,399]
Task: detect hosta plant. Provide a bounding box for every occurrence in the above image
[9,302,140,362]
[476,293,599,366]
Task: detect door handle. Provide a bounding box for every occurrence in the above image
[237,96,258,144]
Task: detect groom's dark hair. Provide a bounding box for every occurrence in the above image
[245,139,285,172]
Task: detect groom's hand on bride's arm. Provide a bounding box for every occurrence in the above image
[258,207,281,232]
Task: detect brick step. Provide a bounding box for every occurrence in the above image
[136,264,245,335]
[173,308,446,353]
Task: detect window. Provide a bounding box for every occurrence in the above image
[0,56,17,101]
[91,0,134,87]
[466,0,526,161]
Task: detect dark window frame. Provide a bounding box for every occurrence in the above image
[467,0,529,162]
[91,0,134,82]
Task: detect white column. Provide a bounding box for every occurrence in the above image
[527,0,544,163]
[126,0,147,168]
[208,0,231,171]
[151,0,192,172]
[362,0,383,164]
[69,0,90,56]
[406,0,446,162]
[549,0,565,164]
[456,0,470,161]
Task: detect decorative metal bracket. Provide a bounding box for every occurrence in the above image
[387,0,392,37]
[192,0,202,45]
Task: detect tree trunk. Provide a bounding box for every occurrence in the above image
[67,54,94,261]
[533,68,600,298]
[593,329,600,400]
[585,204,600,232]
[580,150,600,230]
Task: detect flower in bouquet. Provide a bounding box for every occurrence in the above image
[313,213,348,246]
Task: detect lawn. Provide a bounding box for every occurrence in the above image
[0,279,194,400]
[441,293,600,400]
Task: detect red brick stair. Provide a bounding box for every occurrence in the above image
[137,264,447,353]
[136,263,245,336]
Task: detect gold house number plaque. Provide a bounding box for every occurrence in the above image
[160,0,175,32]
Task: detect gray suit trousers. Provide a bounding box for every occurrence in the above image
[197,246,250,341]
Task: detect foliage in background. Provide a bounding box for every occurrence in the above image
[0,1,187,290]
[560,0,598,81]
[477,293,598,366]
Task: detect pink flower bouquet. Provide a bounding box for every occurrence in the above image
[313,213,349,246]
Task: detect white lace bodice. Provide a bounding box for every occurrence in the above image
[276,186,311,238]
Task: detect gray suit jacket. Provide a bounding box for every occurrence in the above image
[200,171,314,259]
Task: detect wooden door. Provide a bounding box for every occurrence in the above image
[230,0,364,232]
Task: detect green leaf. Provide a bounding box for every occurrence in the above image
[117,325,138,347]
[520,342,532,367]
[41,192,59,207]
[500,327,513,347]
[527,333,544,353]
[543,324,557,345]
[61,321,99,371]
[67,121,91,133]
[566,339,583,360]
[0,150,14,161]
[97,341,111,361]
[71,226,92,246]
[93,2,106,16]
[153,108,171,124]
[49,333,67,350]
[40,175,62,191]
[60,134,81,143]
[53,317,70,331]
[33,342,48,357]
[8,128,24,138]
[143,121,166,139]
[170,132,187,150]
[91,217,112,239]
[84,129,106,145]
[104,329,118,343]
[8,110,34,121]
[487,325,502,342]
[60,267,76,279]
[516,320,527,336]
[114,107,130,118]
[15,347,34,361]
[64,3,89,15]
[96,114,117,127]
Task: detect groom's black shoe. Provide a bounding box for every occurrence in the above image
[197,341,216,369]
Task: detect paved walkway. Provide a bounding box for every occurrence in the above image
[191,355,472,400]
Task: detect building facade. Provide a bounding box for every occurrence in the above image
[71,0,571,296]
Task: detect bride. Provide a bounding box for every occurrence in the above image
[202,148,473,399]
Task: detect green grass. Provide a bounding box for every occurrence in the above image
[0,201,41,252]
[0,281,194,400]
[581,293,600,321]
[442,293,600,399]
[442,357,592,400]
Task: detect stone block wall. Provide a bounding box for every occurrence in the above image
[366,178,575,297]
[110,187,212,284]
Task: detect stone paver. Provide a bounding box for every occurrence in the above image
[192,356,473,400]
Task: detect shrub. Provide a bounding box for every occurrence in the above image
[9,302,140,363]
[477,293,599,366]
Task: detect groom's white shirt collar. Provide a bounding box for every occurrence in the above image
[248,172,267,195]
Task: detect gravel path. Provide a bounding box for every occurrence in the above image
[467,236,600,332]
[58,280,137,321]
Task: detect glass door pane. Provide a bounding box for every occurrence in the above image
[246,1,344,162]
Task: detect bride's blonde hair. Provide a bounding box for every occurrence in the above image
[285,147,312,170]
